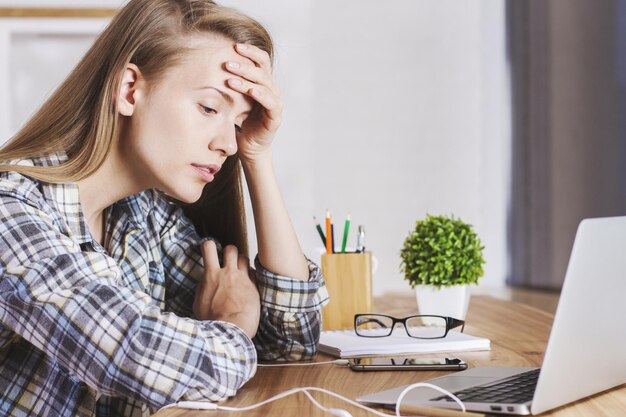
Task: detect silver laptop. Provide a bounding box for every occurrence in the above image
[357,216,626,415]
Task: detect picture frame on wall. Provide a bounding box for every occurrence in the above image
[0,7,115,143]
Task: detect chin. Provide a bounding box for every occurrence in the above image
[165,185,205,204]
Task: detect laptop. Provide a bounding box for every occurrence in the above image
[357,216,626,415]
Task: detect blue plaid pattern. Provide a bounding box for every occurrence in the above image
[0,153,328,416]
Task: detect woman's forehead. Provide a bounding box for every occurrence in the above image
[169,36,248,82]
[186,33,244,64]
[155,36,254,110]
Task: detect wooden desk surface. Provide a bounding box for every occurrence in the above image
[154,295,626,416]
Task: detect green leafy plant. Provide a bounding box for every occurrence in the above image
[400,214,485,288]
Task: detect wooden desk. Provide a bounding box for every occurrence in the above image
[154,295,626,416]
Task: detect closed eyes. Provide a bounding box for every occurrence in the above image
[200,105,217,115]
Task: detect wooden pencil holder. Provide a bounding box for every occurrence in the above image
[321,252,373,331]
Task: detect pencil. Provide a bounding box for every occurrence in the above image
[325,210,332,254]
[356,225,365,253]
[400,404,486,417]
[313,216,326,246]
[331,223,335,253]
[341,214,351,253]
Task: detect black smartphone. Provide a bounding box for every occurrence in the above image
[347,357,468,371]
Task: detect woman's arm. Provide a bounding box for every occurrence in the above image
[252,258,328,360]
[225,43,308,280]
[241,154,309,280]
[188,44,330,360]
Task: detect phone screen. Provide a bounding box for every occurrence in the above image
[348,357,467,371]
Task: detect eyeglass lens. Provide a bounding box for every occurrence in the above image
[355,315,451,338]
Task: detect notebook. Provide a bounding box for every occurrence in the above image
[319,328,490,358]
[357,216,626,415]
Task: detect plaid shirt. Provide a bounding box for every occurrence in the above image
[0,153,328,417]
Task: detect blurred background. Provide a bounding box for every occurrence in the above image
[1,0,625,303]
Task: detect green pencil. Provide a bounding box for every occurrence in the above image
[341,214,351,253]
[313,216,326,246]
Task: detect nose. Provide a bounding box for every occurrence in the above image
[208,124,238,157]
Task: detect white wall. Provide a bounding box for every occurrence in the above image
[0,0,511,297]
[308,1,511,296]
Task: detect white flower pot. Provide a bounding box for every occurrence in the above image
[414,285,471,320]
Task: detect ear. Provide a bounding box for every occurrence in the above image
[116,64,143,117]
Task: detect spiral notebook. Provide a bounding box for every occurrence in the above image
[319,328,490,358]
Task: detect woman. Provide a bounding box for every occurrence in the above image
[0,0,328,415]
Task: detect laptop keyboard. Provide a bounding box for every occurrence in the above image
[431,368,540,404]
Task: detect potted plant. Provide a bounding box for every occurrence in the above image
[400,214,485,320]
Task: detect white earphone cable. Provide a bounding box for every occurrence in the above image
[394,382,466,415]
[160,383,466,417]
[209,387,391,416]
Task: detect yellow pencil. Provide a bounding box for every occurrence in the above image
[325,209,332,254]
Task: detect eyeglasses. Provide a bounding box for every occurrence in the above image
[354,313,465,339]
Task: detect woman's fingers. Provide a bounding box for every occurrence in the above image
[204,243,250,273]
[225,59,279,98]
[223,44,283,136]
[225,60,273,90]
[238,254,250,271]
[228,78,283,131]
[196,241,260,333]
[201,240,221,272]
[222,245,239,268]
[227,78,280,109]
[235,43,271,70]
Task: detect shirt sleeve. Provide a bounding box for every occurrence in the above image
[0,192,257,411]
[252,257,330,361]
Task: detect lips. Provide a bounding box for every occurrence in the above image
[192,164,220,174]
[191,163,221,182]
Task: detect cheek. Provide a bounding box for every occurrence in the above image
[146,101,185,134]
[141,102,200,153]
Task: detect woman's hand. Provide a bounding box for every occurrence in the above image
[224,43,282,163]
[193,240,261,338]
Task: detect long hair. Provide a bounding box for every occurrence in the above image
[0,0,275,254]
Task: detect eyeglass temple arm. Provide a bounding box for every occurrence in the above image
[449,317,466,332]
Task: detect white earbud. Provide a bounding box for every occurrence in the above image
[328,408,353,417]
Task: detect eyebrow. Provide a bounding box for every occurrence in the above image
[200,86,251,115]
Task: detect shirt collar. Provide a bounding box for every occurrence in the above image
[27,152,90,244]
[113,191,152,229]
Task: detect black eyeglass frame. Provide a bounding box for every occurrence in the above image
[353,313,466,339]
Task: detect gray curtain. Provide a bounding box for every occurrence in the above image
[507,0,626,289]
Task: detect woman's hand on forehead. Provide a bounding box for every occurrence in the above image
[223,43,282,163]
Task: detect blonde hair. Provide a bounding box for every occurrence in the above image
[0,0,275,253]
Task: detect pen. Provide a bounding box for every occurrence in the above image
[341,214,351,253]
[331,223,335,253]
[313,216,326,247]
[400,404,486,417]
[325,210,332,254]
[355,225,365,253]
